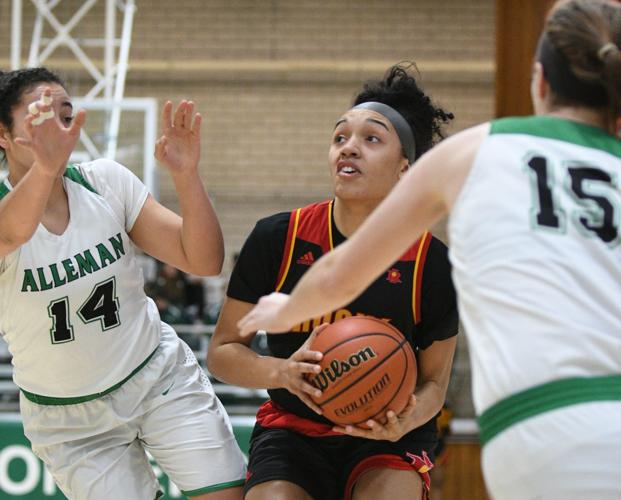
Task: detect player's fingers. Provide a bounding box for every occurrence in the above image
[154,137,167,161]
[40,87,53,102]
[401,394,417,415]
[293,361,321,375]
[385,410,399,425]
[69,109,87,134]
[13,137,32,148]
[366,419,380,430]
[191,112,202,135]
[160,101,173,131]
[173,100,186,128]
[340,425,369,438]
[192,113,203,137]
[22,113,35,133]
[300,323,327,353]
[28,101,42,116]
[183,101,194,129]
[297,379,322,398]
[292,348,322,362]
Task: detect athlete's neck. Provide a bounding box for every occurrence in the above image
[333,197,381,238]
[41,181,70,235]
[546,107,611,133]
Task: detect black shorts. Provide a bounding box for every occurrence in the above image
[244,423,438,500]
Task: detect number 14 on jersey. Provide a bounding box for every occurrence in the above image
[47,277,120,344]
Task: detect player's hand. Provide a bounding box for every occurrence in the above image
[15,88,86,178]
[274,324,326,414]
[332,394,417,442]
[154,100,201,176]
[238,292,294,336]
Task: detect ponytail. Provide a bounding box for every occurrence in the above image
[543,0,621,118]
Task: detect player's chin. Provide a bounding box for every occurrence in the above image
[332,184,369,202]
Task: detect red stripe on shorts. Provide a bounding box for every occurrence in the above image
[255,400,341,437]
[344,452,433,500]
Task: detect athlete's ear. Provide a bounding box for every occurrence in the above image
[0,124,9,150]
[398,160,410,178]
[531,62,550,105]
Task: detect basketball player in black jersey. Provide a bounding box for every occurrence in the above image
[208,64,458,500]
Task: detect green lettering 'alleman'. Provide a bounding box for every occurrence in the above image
[21,233,125,292]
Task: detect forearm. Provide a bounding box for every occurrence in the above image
[0,166,56,248]
[404,380,448,433]
[208,342,285,389]
[171,171,224,275]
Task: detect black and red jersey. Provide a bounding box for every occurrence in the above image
[227,200,458,429]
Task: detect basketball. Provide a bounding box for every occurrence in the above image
[306,316,416,427]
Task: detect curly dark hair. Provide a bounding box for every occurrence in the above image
[0,67,65,162]
[353,63,454,161]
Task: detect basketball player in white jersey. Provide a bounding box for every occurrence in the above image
[239,1,621,498]
[0,67,245,499]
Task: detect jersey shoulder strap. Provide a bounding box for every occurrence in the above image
[275,200,333,291]
[64,164,99,194]
[411,231,432,324]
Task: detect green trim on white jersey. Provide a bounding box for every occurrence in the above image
[20,347,157,405]
[0,164,98,200]
[478,375,621,445]
[64,164,98,194]
[2,158,155,399]
[491,116,621,158]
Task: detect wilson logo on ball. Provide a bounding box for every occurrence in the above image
[309,346,377,391]
[307,316,417,427]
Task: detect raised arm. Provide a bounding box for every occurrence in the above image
[0,88,85,258]
[129,100,223,276]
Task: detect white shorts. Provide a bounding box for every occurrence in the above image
[482,401,621,500]
[20,324,246,500]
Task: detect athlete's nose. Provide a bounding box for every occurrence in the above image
[339,137,361,158]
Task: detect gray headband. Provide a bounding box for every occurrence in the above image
[352,101,416,163]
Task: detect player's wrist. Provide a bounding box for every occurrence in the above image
[30,161,63,180]
[266,357,288,389]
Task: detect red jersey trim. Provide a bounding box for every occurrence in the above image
[275,208,301,291]
[255,400,341,437]
[275,201,333,291]
[412,231,432,324]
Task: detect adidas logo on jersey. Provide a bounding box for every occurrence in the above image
[296,252,315,266]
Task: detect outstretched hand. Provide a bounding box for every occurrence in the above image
[332,394,417,442]
[154,100,202,175]
[238,292,294,336]
[15,88,86,177]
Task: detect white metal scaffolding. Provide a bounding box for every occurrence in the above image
[9,0,157,195]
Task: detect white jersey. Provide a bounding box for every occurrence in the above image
[448,116,621,415]
[0,159,160,398]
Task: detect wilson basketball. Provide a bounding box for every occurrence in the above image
[306,316,416,427]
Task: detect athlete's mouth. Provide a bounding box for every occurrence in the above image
[337,161,361,175]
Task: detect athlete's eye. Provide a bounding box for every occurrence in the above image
[367,135,380,143]
[334,134,347,143]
